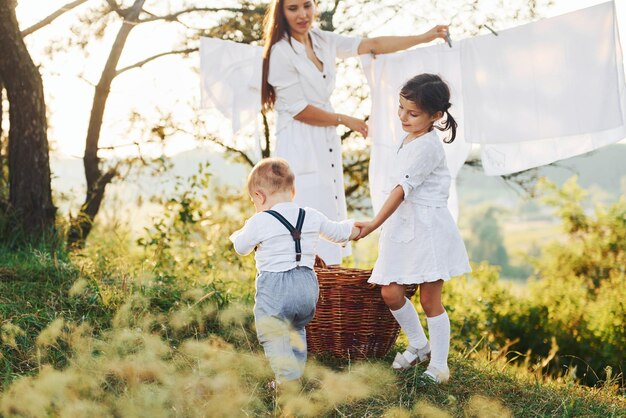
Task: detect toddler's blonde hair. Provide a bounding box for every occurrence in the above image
[247,157,295,195]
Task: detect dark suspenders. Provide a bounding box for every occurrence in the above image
[264,208,306,262]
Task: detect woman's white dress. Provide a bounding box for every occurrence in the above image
[368,130,471,285]
[268,27,361,265]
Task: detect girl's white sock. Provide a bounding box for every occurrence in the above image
[426,311,450,372]
[390,297,429,363]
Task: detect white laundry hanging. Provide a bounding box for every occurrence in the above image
[199,38,262,134]
[199,1,625,212]
[463,2,622,144]
[461,1,626,175]
[362,0,625,183]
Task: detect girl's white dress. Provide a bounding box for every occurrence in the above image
[368,130,471,285]
[268,27,361,266]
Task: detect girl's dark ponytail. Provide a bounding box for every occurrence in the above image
[441,109,457,144]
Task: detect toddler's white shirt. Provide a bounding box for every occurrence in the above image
[230,202,354,272]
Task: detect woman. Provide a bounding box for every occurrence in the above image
[262,0,449,265]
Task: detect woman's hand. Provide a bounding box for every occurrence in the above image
[354,221,377,240]
[422,25,449,43]
[341,115,369,138]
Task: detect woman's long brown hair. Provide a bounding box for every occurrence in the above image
[261,0,290,111]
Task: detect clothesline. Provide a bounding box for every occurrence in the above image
[200,1,625,215]
[363,1,625,212]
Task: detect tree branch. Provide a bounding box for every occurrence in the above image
[261,111,271,158]
[83,0,145,190]
[115,48,197,76]
[21,0,89,36]
[105,0,124,18]
[201,135,255,167]
[97,141,141,151]
[138,6,264,23]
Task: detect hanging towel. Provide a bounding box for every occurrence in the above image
[199,38,263,133]
[200,2,625,186]
[461,1,625,174]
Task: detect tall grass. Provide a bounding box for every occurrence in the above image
[2,273,624,417]
[1,171,625,416]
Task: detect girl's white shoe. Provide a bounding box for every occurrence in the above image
[423,365,450,384]
[391,342,431,370]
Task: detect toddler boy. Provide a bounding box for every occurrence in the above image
[230,158,359,383]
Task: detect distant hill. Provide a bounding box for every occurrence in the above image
[50,143,625,231]
[457,143,626,209]
[50,148,248,233]
[50,148,247,197]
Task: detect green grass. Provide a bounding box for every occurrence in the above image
[1,244,625,417]
[313,350,625,417]
[0,245,113,388]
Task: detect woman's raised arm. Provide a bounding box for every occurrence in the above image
[357,25,449,56]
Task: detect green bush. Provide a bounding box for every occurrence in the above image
[445,178,625,388]
[136,163,257,302]
[1,167,625,415]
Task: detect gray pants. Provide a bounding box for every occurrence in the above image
[254,267,319,382]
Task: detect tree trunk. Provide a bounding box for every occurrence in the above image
[1,77,6,208]
[0,76,5,190]
[67,0,145,249]
[0,77,3,143]
[0,0,56,240]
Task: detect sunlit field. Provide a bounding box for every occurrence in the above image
[2,0,626,416]
[2,170,625,416]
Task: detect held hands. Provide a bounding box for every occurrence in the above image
[423,25,450,44]
[349,225,361,241]
[353,221,377,240]
[353,186,403,240]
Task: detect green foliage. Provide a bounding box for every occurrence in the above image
[1,308,624,418]
[0,163,257,389]
[343,145,371,214]
[204,2,265,44]
[535,176,626,290]
[526,177,626,384]
[466,207,510,268]
[464,206,533,279]
[136,162,257,302]
[2,164,626,415]
[1,255,624,418]
[0,244,111,387]
[447,177,625,388]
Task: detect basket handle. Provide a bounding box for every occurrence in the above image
[314,255,328,269]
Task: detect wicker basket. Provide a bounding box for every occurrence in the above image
[307,260,417,359]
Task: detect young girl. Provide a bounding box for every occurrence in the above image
[355,74,471,384]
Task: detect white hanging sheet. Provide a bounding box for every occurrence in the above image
[199,38,262,133]
[200,2,625,205]
[462,2,622,144]
[363,1,625,182]
[466,2,626,175]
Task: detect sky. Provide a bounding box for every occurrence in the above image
[12,0,626,159]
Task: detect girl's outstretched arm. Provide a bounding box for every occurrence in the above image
[357,25,449,56]
[355,185,404,239]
